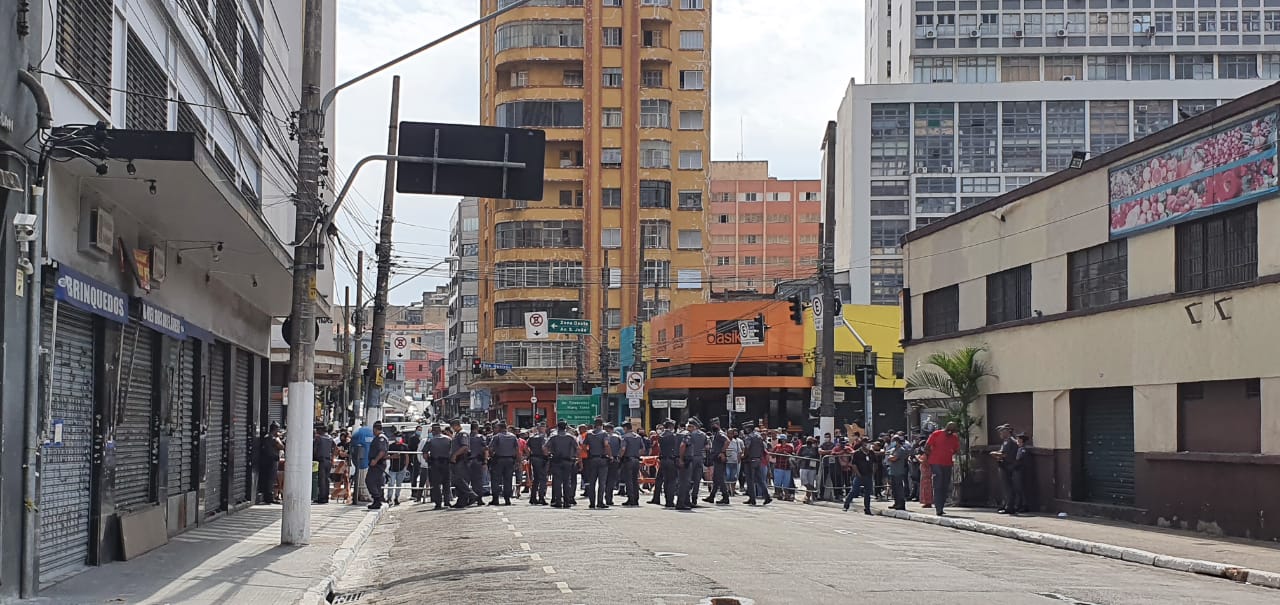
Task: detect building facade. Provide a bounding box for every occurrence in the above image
[708,161,822,293]
[474,0,712,422]
[902,84,1280,539]
[833,0,1280,305]
[446,197,480,418]
[9,0,337,594]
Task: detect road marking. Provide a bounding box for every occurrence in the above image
[507,524,516,530]
[543,566,556,574]
[555,581,571,594]
[521,543,531,551]
[834,529,852,535]
[513,532,523,537]
[530,553,542,561]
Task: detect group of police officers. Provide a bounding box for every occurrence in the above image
[413,415,775,511]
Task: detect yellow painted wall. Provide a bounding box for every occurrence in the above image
[803,304,904,389]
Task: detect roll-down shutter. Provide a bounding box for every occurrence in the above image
[1080,388,1135,507]
[233,352,252,504]
[205,343,227,515]
[116,322,157,511]
[167,340,197,495]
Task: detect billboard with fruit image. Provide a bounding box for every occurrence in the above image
[1108,109,1277,238]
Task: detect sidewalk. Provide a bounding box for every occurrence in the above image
[33,504,382,605]
[845,499,1280,590]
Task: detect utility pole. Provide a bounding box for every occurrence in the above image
[575,283,585,395]
[282,0,325,545]
[819,121,838,438]
[363,76,402,424]
[341,286,350,426]
[599,251,610,419]
[351,250,365,413]
[632,240,646,416]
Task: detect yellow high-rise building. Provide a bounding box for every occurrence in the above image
[474,0,711,425]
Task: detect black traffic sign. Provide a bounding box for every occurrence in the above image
[395,121,546,201]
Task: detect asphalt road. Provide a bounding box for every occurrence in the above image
[333,496,1278,605]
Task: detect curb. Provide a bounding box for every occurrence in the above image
[297,508,385,605]
[872,506,1279,590]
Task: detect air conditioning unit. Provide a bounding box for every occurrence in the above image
[918,165,929,174]
[943,165,954,173]
[80,206,114,256]
[969,30,981,38]
[1136,104,1148,112]
[1062,75,1076,81]
[1056,28,1068,37]
[1014,30,1024,38]
[925,30,937,39]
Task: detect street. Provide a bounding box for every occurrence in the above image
[332,497,1278,605]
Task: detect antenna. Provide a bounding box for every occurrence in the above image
[738,115,744,161]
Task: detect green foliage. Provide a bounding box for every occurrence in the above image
[905,346,996,478]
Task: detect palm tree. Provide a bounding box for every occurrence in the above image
[905,346,996,480]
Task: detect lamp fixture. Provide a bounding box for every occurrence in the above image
[147,179,157,195]
[126,161,136,175]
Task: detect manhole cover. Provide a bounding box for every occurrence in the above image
[329,591,367,604]
[654,551,688,558]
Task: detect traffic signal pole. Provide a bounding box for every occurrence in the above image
[819,121,838,438]
[363,76,401,424]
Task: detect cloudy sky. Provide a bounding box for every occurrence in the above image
[332,0,864,304]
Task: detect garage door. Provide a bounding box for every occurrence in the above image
[167,340,197,495]
[204,343,227,516]
[232,351,253,505]
[116,322,157,511]
[1079,388,1135,507]
[38,302,96,586]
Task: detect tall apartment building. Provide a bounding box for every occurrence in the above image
[446,198,480,419]
[708,161,823,293]
[476,0,712,425]
[831,0,1279,305]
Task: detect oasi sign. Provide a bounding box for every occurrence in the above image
[706,320,743,345]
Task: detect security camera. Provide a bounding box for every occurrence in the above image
[14,213,38,243]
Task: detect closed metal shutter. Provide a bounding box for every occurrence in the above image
[116,322,157,511]
[167,340,197,495]
[268,386,284,427]
[38,302,96,586]
[232,352,252,504]
[1080,388,1135,507]
[205,344,227,515]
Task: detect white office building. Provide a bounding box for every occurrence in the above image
[833,0,1280,305]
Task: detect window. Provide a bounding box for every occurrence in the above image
[870,259,904,306]
[641,220,670,249]
[496,301,579,328]
[711,234,734,244]
[126,30,168,131]
[870,219,909,255]
[1001,57,1039,82]
[871,199,909,216]
[1178,380,1262,454]
[742,256,759,266]
[679,70,705,90]
[1089,100,1129,154]
[602,108,623,128]
[913,57,954,83]
[986,264,1032,325]
[463,321,478,333]
[741,235,759,244]
[559,189,584,207]
[956,57,997,83]
[679,30,705,50]
[715,256,732,266]
[960,176,1001,193]
[1175,205,1258,293]
[601,228,621,248]
[679,110,704,130]
[1197,11,1216,32]
[602,67,623,87]
[914,102,955,172]
[1087,55,1126,81]
[677,230,702,249]
[916,217,946,229]
[1002,101,1043,172]
[871,180,910,196]
[870,104,910,176]
[678,150,703,170]
[916,197,956,214]
[639,299,671,321]
[1221,11,1239,32]
[462,295,478,308]
[1177,11,1195,32]
[1068,240,1127,311]
[766,234,791,243]
[640,100,671,128]
[1268,10,1280,31]
[601,188,622,208]
[922,285,960,337]
[643,260,671,288]
[958,102,998,173]
[602,27,622,46]
[678,190,703,210]
[798,213,822,223]
[601,148,622,167]
[1044,55,1083,80]
[640,180,671,208]
[960,196,990,210]
[495,20,584,50]
[496,100,584,128]
[1154,11,1173,33]
[766,213,790,223]
[495,220,584,249]
[1178,100,1216,121]
[1264,55,1280,79]
[740,192,760,202]
[1175,54,1214,80]
[643,29,663,47]
[1134,100,1174,138]
[461,243,479,256]
[605,309,622,329]
[57,0,114,110]
[493,341,577,369]
[462,217,479,231]
[717,214,733,224]
[739,213,763,224]
[1046,101,1086,171]
[640,140,672,168]
[680,0,704,9]
[1132,54,1170,80]
[1220,54,1258,80]
[642,69,665,88]
[562,70,584,86]
[609,269,621,288]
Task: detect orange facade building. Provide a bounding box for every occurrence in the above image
[709,161,822,293]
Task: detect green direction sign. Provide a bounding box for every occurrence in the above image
[556,395,596,426]
[548,318,592,334]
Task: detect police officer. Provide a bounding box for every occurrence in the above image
[604,424,623,506]
[419,423,453,510]
[365,421,390,509]
[449,419,478,508]
[741,422,772,506]
[545,421,579,508]
[525,423,549,506]
[703,419,731,505]
[488,421,519,506]
[618,422,645,506]
[582,417,613,509]
[656,420,679,508]
[677,419,707,510]
[469,424,488,506]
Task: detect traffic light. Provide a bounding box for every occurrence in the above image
[386,362,396,381]
[534,412,545,424]
[754,314,767,339]
[833,294,843,318]
[471,357,482,375]
[788,295,804,325]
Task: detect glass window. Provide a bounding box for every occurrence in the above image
[871,199,910,215]
[1001,101,1043,172]
[639,180,671,208]
[922,285,960,337]
[680,0,704,8]
[1244,11,1260,32]
[679,70,705,89]
[641,220,670,249]
[601,228,621,248]
[1132,54,1170,80]
[960,176,1001,193]
[602,27,622,46]
[1177,100,1216,121]
[870,104,911,176]
[1175,54,1214,80]
[1001,56,1039,82]
[558,189,584,207]
[1264,54,1280,79]
[870,259,904,306]
[678,150,703,170]
[678,190,702,210]
[1176,205,1257,293]
[679,110,704,130]
[1155,11,1173,32]
[1046,101,1086,171]
[917,197,957,213]
[1197,11,1216,32]
[956,57,997,83]
[1089,100,1129,154]
[495,20,584,51]
[1220,54,1259,79]
[677,230,702,249]
[1133,100,1174,138]
[605,309,622,329]
[1087,55,1127,80]
[1068,240,1128,310]
[870,219,910,255]
[640,100,671,128]
[871,180,910,196]
[495,221,584,249]
[496,100,583,128]
[916,177,957,193]
[601,188,622,208]
[679,30,705,50]
[958,102,998,172]
[1267,11,1280,31]
[914,102,956,172]
[1044,55,1084,80]
[1221,10,1239,32]
[986,265,1032,325]
[602,67,623,87]
[601,147,622,167]
[1177,11,1195,32]
[562,69,583,86]
[602,107,622,128]
[642,69,664,88]
[913,57,954,83]
[642,260,671,288]
[676,270,701,290]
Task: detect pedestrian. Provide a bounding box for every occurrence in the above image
[313,424,334,504]
[582,418,613,509]
[843,438,874,515]
[419,423,453,510]
[924,421,961,516]
[740,423,771,506]
[485,421,519,506]
[604,424,623,506]
[724,428,743,496]
[831,438,854,500]
[619,422,645,506]
[885,435,915,510]
[655,420,679,507]
[545,420,579,508]
[703,420,730,505]
[992,424,1019,515]
[907,438,922,501]
[350,421,375,504]
[406,425,424,502]
[469,424,488,506]
[525,423,549,506]
[448,418,478,508]
[677,418,707,510]
[258,422,284,505]
[1012,432,1031,513]
[917,443,934,510]
[770,435,795,501]
[796,436,819,504]
[818,432,836,499]
[388,433,409,506]
[365,421,390,510]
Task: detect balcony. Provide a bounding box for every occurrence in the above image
[495,84,584,107]
[637,3,674,22]
[640,46,673,63]
[494,46,584,70]
[544,166,585,182]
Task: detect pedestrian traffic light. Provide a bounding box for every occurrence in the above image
[534,412,545,423]
[788,295,804,325]
[386,362,396,381]
[471,357,482,375]
[754,314,767,338]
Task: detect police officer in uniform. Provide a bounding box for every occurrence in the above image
[469,424,488,506]
[526,423,549,505]
[420,423,453,509]
[656,420,680,508]
[677,419,707,510]
[488,421,519,506]
[449,419,478,508]
[619,422,645,506]
[604,424,623,506]
[741,422,772,506]
[545,421,579,508]
[582,417,613,509]
[703,419,731,505]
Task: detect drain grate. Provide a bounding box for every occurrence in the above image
[329,591,368,604]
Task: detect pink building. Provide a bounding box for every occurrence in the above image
[709,161,822,293]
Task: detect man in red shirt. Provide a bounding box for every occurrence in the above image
[924,422,961,516]
[770,436,796,501]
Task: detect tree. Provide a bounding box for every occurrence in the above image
[905,346,996,480]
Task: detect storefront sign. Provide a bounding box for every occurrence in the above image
[137,299,188,340]
[132,248,152,292]
[1109,110,1278,238]
[54,264,128,324]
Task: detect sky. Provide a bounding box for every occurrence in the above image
[332,0,864,305]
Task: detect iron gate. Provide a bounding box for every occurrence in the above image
[205,343,227,516]
[37,302,96,586]
[116,321,157,511]
[1079,388,1136,507]
[233,351,252,505]
[167,340,197,495]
